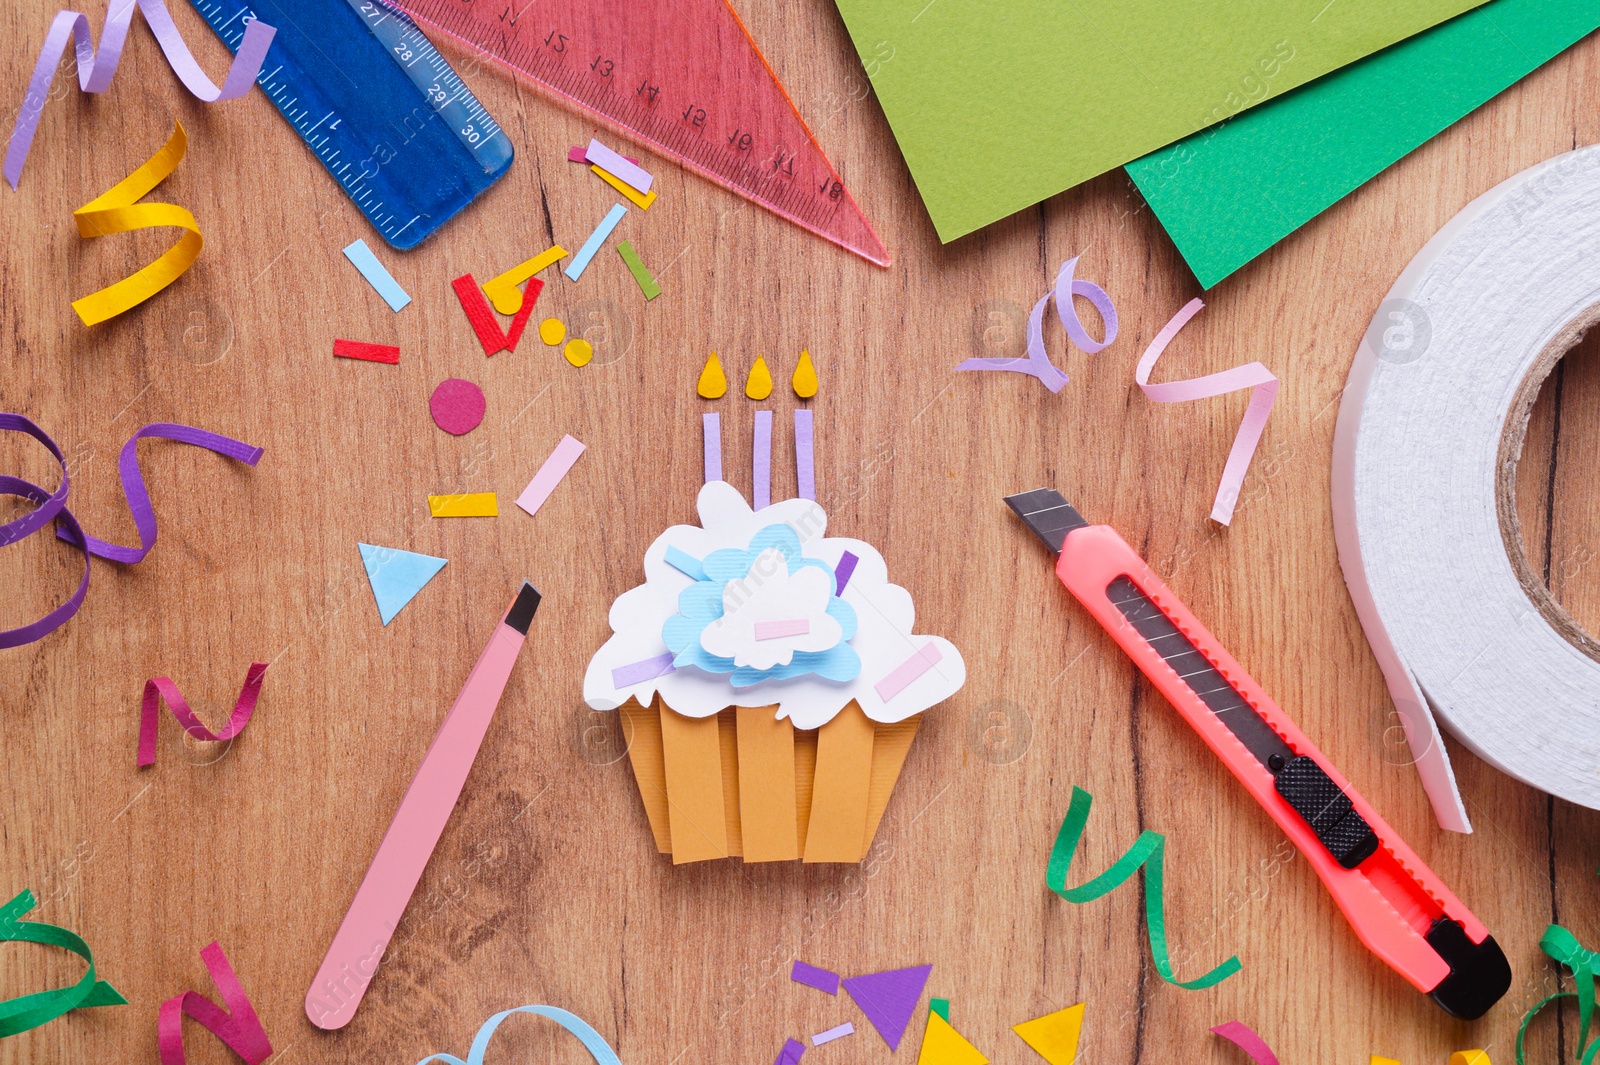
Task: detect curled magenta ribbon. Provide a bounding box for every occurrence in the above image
[955,256,1119,392]
[0,413,263,649]
[1211,1020,1280,1064]
[1047,786,1241,990]
[159,941,272,1065]
[415,1005,624,1065]
[0,888,126,1038]
[140,663,268,766]
[5,0,274,189]
[1136,298,1278,526]
[1518,923,1598,1065]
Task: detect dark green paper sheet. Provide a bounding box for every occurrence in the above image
[1127,0,1600,289]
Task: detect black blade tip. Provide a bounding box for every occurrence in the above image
[505,581,542,635]
[1004,488,1087,553]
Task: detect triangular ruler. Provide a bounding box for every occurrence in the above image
[842,964,931,1050]
[392,0,891,266]
[1012,1003,1084,1065]
[917,1014,989,1065]
[359,543,448,625]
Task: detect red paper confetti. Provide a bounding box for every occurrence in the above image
[332,339,399,364]
[451,274,541,357]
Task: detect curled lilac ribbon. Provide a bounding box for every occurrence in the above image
[955,256,1119,392]
[0,414,262,649]
[1136,298,1277,526]
[5,0,276,189]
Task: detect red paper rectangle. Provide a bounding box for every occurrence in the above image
[452,274,542,357]
[333,339,400,364]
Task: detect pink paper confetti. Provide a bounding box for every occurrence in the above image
[874,643,943,702]
[158,941,272,1065]
[755,619,810,641]
[5,1,275,188]
[1136,298,1277,525]
[515,434,586,517]
[1211,1021,1280,1065]
[953,256,1117,392]
[429,378,486,436]
[139,663,267,767]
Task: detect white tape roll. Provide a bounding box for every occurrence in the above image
[1334,144,1600,832]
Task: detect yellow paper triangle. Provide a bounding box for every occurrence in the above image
[698,352,728,399]
[1012,1003,1083,1065]
[792,349,818,398]
[746,356,773,400]
[917,1013,988,1065]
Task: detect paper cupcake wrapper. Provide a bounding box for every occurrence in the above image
[617,696,920,864]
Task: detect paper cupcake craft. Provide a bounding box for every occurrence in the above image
[585,411,966,863]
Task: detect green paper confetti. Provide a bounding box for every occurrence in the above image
[616,241,661,301]
[0,889,126,1037]
[1047,787,1240,990]
[930,998,950,1022]
[1518,922,1600,1065]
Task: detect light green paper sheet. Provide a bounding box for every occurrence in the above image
[831,0,1488,243]
[1127,0,1600,289]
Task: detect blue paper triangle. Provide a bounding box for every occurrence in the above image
[842,964,931,1051]
[359,543,448,625]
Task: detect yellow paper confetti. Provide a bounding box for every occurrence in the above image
[71,123,202,327]
[565,338,594,367]
[482,246,567,315]
[591,164,658,210]
[1012,1004,1083,1065]
[792,349,819,398]
[698,352,728,398]
[746,356,773,400]
[1371,1058,1403,1065]
[1449,1054,1490,1065]
[428,493,498,517]
[918,1014,988,1065]
[539,318,566,346]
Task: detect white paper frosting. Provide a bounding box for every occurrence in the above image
[584,481,966,729]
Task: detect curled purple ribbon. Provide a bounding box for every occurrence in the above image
[0,414,262,649]
[5,0,276,189]
[954,255,1119,392]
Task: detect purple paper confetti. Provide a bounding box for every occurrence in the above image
[790,960,840,995]
[834,551,859,595]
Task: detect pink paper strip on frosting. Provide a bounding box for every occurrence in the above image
[1136,298,1277,526]
[6,1,276,188]
[875,641,942,701]
[516,434,585,517]
[755,619,810,640]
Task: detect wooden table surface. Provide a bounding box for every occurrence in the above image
[1,3,1597,1062]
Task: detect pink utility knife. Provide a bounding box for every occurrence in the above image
[1006,490,1509,1019]
[306,581,541,1029]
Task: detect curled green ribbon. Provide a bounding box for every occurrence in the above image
[1519,923,1600,1065]
[0,889,126,1037]
[1047,786,1241,989]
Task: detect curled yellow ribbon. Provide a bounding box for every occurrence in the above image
[71,123,202,326]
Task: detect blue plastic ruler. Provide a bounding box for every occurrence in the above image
[191,0,513,248]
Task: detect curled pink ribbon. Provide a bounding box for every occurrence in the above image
[158,941,272,1065]
[955,256,1118,392]
[1211,1021,1280,1065]
[139,663,267,767]
[1137,298,1277,525]
[5,0,276,189]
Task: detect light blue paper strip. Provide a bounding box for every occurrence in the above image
[664,545,706,581]
[565,204,628,281]
[342,239,411,311]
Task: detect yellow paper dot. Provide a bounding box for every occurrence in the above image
[564,338,593,367]
[745,356,773,400]
[539,318,566,346]
[792,349,818,398]
[698,352,727,399]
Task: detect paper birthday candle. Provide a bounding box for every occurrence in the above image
[584,412,965,863]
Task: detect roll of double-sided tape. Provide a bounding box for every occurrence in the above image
[1333,144,1600,832]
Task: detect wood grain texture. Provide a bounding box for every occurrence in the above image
[0,1,1596,1061]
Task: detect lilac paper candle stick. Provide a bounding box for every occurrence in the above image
[753,410,772,509]
[794,409,815,501]
[703,413,722,484]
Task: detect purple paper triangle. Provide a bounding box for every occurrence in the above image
[842,964,932,1051]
